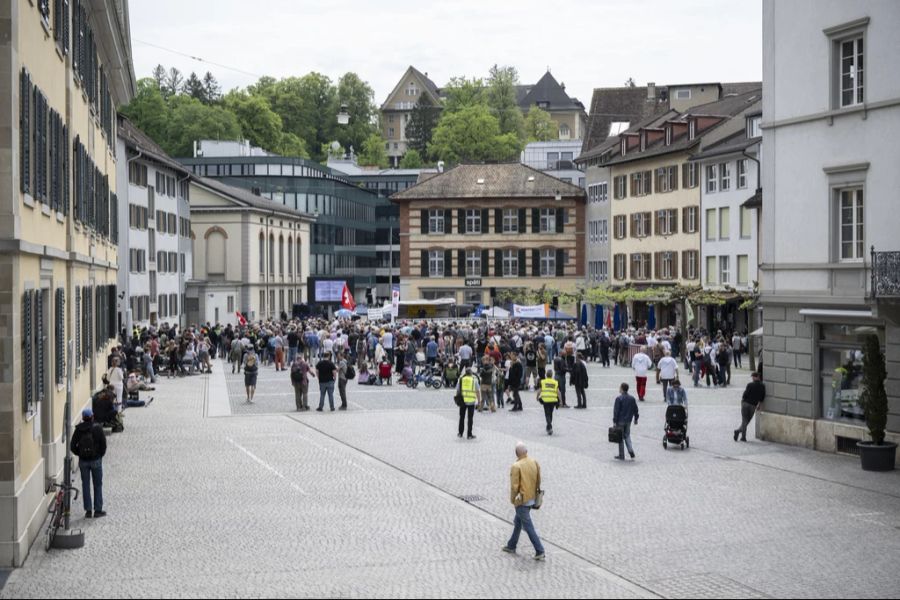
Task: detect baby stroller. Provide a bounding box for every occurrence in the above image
[663,405,690,450]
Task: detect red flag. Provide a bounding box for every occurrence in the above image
[341,283,356,311]
[236,311,247,326]
[606,309,613,330]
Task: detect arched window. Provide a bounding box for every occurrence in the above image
[296,235,302,279]
[259,232,265,275]
[559,123,571,139]
[287,237,293,278]
[279,234,284,276]
[269,234,275,275]
[205,227,227,277]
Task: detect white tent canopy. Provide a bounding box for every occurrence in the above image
[482,306,510,319]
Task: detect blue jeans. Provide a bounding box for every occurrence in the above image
[79,458,103,512]
[617,421,634,458]
[318,381,335,410]
[287,347,298,364]
[507,505,544,555]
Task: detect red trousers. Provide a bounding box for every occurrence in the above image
[635,376,647,400]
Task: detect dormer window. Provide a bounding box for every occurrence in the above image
[537,101,550,109]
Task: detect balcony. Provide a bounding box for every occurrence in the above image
[871,247,900,299]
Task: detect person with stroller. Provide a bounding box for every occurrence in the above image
[664,379,690,449]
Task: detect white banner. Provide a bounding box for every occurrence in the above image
[512,304,549,319]
[391,286,400,318]
[368,307,384,321]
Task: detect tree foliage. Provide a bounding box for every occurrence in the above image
[164,96,242,157]
[524,106,556,142]
[334,72,378,157]
[859,335,888,444]
[358,133,389,168]
[182,72,206,102]
[399,149,424,169]
[223,90,284,154]
[486,64,525,141]
[428,104,521,164]
[442,76,485,113]
[406,94,441,159]
[120,78,169,142]
[165,67,184,99]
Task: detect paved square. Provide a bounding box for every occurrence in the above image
[3,359,899,598]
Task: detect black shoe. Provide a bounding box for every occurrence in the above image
[629,452,635,459]
[548,429,553,436]
[734,430,739,442]
[458,433,463,438]
[85,511,93,519]
[316,408,323,412]
[93,511,107,518]
[614,455,624,460]
[467,435,476,440]
[741,437,747,442]
[339,406,347,411]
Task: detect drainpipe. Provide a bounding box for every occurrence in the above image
[742,146,761,372]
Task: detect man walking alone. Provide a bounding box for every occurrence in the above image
[71,408,107,518]
[537,368,560,435]
[613,383,639,461]
[501,442,545,561]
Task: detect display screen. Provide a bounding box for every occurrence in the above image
[314,280,346,303]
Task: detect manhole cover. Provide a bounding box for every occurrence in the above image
[459,495,486,503]
[648,574,771,599]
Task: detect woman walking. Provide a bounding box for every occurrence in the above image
[243,349,259,403]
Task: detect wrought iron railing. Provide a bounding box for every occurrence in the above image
[871,246,900,298]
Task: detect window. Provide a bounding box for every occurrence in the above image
[683,206,699,233]
[502,209,518,233]
[614,254,626,280]
[657,209,677,236]
[719,163,731,191]
[599,219,608,243]
[655,166,678,192]
[706,256,717,285]
[719,207,730,240]
[614,175,627,199]
[659,251,676,280]
[429,250,444,276]
[269,235,275,274]
[609,121,630,136]
[540,249,556,277]
[598,182,608,202]
[632,212,651,238]
[502,250,518,277]
[630,171,651,196]
[559,123,570,139]
[259,234,265,274]
[719,256,730,284]
[465,250,481,277]
[631,253,651,280]
[539,208,556,233]
[428,209,445,234]
[465,209,481,234]
[675,89,691,100]
[737,255,749,286]
[599,261,608,282]
[839,188,864,260]
[614,215,627,239]
[706,208,717,240]
[706,165,718,193]
[737,159,748,189]
[683,251,699,280]
[389,128,395,138]
[279,236,284,276]
[819,324,885,422]
[682,162,698,189]
[839,36,864,107]
[740,206,753,238]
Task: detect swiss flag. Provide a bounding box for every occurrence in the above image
[605,309,613,330]
[236,311,247,326]
[341,284,356,311]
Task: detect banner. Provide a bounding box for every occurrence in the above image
[391,286,400,319]
[368,307,384,321]
[512,304,549,319]
[236,311,247,326]
[686,300,694,324]
[341,283,356,310]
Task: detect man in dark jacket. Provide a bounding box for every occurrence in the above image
[572,353,589,409]
[92,386,120,431]
[599,334,611,368]
[71,408,107,518]
[735,372,766,442]
[508,353,524,412]
[613,383,639,460]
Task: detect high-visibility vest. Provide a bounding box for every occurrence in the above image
[461,376,478,405]
[540,379,559,403]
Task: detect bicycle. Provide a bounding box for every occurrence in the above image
[406,365,443,390]
[45,481,79,551]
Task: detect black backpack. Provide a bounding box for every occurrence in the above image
[77,427,97,460]
[346,364,356,380]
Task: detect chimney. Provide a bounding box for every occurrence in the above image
[561,82,565,91]
[648,82,656,100]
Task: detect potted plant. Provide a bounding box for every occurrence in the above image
[857,335,897,471]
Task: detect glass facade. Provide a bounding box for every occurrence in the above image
[819,324,884,422]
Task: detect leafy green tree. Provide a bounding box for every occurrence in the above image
[399,149,424,169]
[322,141,345,159]
[120,78,171,142]
[260,73,338,162]
[406,94,441,159]
[163,96,242,157]
[442,76,485,113]
[152,64,167,92]
[202,71,221,104]
[277,132,309,158]
[428,104,522,164]
[357,134,388,168]
[335,72,378,156]
[183,72,206,102]
[524,106,556,142]
[486,65,525,140]
[165,67,184,99]
[223,90,284,153]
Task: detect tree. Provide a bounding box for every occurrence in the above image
[183,72,206,102]
[442,76,485,113]
[399,149,424,169]
[486,64,525,141]
[357,133,388,168]
[406,94,441,159]
[165,67,184,98]
[163,96,242,157]
[277,132,309,158]
[859,335,888,445]
[524,106,556,142]
[335,72,378,157]
[223,90,284,153]
[152,64,167,91]
[428,104,522,164]
[260,73,338,163]
[202,71,221,104]
[120,78,170,143]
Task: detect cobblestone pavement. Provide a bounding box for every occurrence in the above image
[3,358,899,598]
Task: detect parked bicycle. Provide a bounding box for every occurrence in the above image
[45,481,78,551]
[407,365,443,390]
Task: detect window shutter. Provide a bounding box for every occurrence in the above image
[518,208,526,233]
[672,209,679,234]
[55,287,65,385]
[107,285,117,340]
[36,289,45,401]
[74,286,81,366]
[532,208,540,233]
[420,209,428,234]
[22,291,33,411]
[673,166,679,190]
[444,208,452,233]
[630,214,636,238]
[495,208,502,234]
[481,249,489,276]
[556,249,565,277]
[20,69,31,194]
[518,249,526,277]
[481,209,489,234]
[672,252,679,280]
[556,209,564,233]
[420,249,429,277]
[654,211,660,237]
[457,249,465,277]
[682,207,689,234]
[629,174,634,197]
[532,249,540,277]
[62,125,68,215]
[444,249,453,277]
[682,164,688,189]
[646,171,653,195]
[654,252,661,280]
[458,209,465,234]
[494,249,503,277]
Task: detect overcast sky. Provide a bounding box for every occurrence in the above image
[129,0,762,108]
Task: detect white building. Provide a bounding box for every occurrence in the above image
[116,116,192,332]
[694,113,761,333]
[760,0,900,455]
[521,140,585,187]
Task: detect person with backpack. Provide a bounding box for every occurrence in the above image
[71,408,107,518]
[243,349,259,403]
[290,355,314,411]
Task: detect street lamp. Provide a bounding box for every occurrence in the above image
[337,103,350,126]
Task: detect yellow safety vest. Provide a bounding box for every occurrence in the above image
[540,379,559,403]
[461,376,478,405]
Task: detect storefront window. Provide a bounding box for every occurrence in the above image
[819,324,884,421]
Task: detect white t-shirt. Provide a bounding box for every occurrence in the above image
[647,336,658,348]
[632,353,652,377]
[658,356,678,380]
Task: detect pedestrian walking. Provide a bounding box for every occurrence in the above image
[632,347,652,402]
[537,368,560,435]
[230,337,243,374]
[337,352,350,411]
[290,355,313,411]
[572,352,589,409]
[501,442,545,561]
[734,372,766,442]
[315,352,338,412]
[71,408,107,518]
[106,356,125,411]
[243,350,259,403]
[457,367,480,439]
[613,382,639,460]
[479,355,497,413]
[508,352,524,412]
[552,354,569,408]
[656,351,679,402]
[666,379,688,406]
[600,333,611,368]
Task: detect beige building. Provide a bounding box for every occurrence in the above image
[391,164,585,306]
[186,177,314,326]
[380,66,442,167]
[0,0,135,565]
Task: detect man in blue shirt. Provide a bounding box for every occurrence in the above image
[425,337,439,367]
[613,382,639,460]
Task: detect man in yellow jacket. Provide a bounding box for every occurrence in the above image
[501,442,545,560]
[537,368,560,435]
[457,367,480,440]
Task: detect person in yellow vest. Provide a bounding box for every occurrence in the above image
[457,367,481,439]
[536,368,560,435]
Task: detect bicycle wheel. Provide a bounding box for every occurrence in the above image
[430,378,443,390]
[45,501,61,551]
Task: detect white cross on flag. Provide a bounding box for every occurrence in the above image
[341,283,356,311]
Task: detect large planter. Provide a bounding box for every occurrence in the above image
[858,441,898,472]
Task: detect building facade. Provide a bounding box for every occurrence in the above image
[186,177,313,325]
[517,71,588,141]
[521,140,585,187]
[391,164,585,306]
[116,116,192,331]
[380,66,442,168]
[759,0,900,456]
[0,0,135,565]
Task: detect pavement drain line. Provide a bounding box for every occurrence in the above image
[285,414,662,600]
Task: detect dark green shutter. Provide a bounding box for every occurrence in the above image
[556,249,565,276]
[481,209,489,234]
[444,249,452,277]
[107,285,117,340]
[532,208,540,233]
[518,208,526,233]
[518,250,526,277]
[55,288,65,386]
[556,209,564,233]
[74,286,81,366]
[532,249,540,276]
[458,209,465,234]
[494,249,503,277]
[495,208,502,234]
[420,209,428,234]
[444,208,452,233]
[22,291,33,411]
[20,69,31,194]
[458,249,465,277]
[35,290,45,402]
[481,249,489,276]
[421,249,428,277]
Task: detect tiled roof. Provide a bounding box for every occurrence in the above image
[580,86,669,155]
[391,163,585,201]
[519,71,583,111]
[577,110,678,163]
[689,130,760,162]
[117,115,190,175]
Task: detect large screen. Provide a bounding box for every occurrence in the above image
[314,280,346,303]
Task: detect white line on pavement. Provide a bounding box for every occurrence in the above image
[225,437,308,495]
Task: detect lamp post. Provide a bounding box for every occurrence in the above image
[337,103,350,126]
